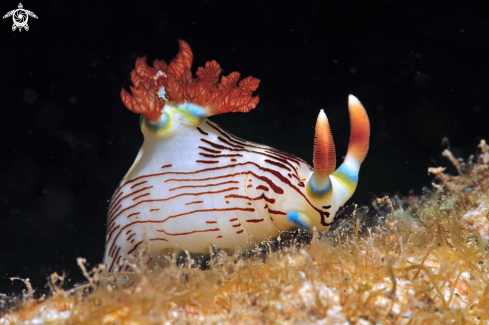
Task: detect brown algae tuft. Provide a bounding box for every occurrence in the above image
[1,141,489,324]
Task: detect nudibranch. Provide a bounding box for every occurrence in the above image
[104,40,370,272]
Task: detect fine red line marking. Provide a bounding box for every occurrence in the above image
[112,246,121,263]
[231,158,237,162]
[150,208,160,212]
[256,185,269,191]
[264,159,291,171]
[130,180,148,189]
[108,187,240,226]
[169,180,239,191]
[157,228,220,236]
[108,204,122,221]
[225,193,276,204]
[247,184,253,188]
[127,238,169,255]
[126,233,136,241]
[217,136,245,149]
[198,146,221,154]
[266,148,304,165]
[246,219,264,223]
[161,165,283,195]
[206,121,304,170]
[109,242,117,257]
[110,185,125,202]
[208,135,300,173]
[232,224,242,227]
[161,164,173,169]
[108,220,117,234]
[236,230,244,234]
[205,221,217,224]
[247,202,252,205]
[108,239,118,257]
[199,153,243,158]
[185,200,204,205]
[117,161,330,224]
[200,138,233,151]
[207,122,281,156]
[196,160,219,164]
[322,205,332,209]
[111,188,124,200]
[229,218,238,222]
[127,212,140,218]
[217,236,223,238]
[107,225,120,244]
[162,207,254,223]
[126,230,132,235]
[116,256,122,270]
[108,207,254,253]
[196,127,208,135]
[133,193,150,201]
[110,191,124,207]
[109,246,121,271]
[207,122,251,144]
[268,209,286,215]
[109,186,153,215]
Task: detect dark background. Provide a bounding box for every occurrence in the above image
[1,0,488,294]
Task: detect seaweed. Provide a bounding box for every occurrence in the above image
[1,141,489,324]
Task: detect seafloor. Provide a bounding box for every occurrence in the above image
[1,141,489,324]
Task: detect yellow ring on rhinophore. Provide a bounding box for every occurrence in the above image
[332,165,358,195]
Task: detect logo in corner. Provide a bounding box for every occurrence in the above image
[3,3,37,32]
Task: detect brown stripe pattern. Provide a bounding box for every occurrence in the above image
[104,119,332,272]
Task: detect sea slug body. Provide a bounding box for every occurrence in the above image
[104,40,370,272]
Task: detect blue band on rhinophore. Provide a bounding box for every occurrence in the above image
[308,175,332,196]
[335,164,358,183]
[286,211,311,231]
[332,164,359,194]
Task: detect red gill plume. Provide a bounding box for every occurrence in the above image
[121,40,260,122]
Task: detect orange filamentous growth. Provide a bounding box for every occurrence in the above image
[120,40,260,122]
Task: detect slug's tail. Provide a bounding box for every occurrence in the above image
[120,40,260,122]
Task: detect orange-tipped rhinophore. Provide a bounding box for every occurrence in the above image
[308,95,370,197]
[313,110,336,178]
[346,94,370,164]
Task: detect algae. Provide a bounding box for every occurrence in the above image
[1,141,489,324]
